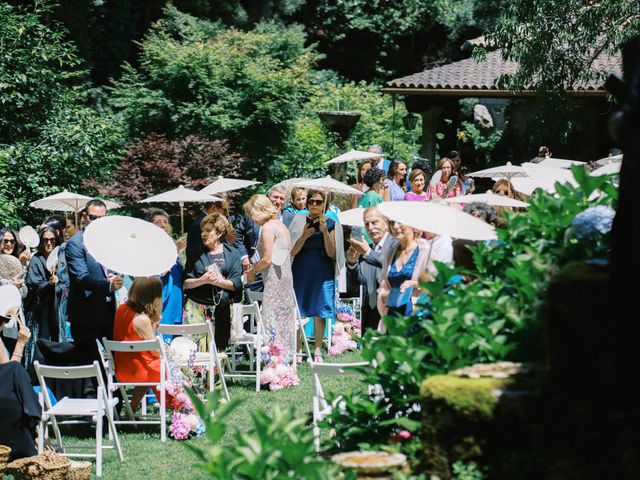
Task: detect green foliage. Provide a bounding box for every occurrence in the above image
[457,121,504,166]
[484,0,640,139]
[323,168,618,461]
[0,2,126,227]
[0,2,85,144]
[109,6,319,181]
[452,460,486,480]
[186,389,346,480]
[272,79,421,182]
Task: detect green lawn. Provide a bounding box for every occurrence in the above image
[57,350,366,480]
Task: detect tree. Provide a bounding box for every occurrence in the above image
[483,0,640,139]
[0,2,126,226]
[108,6,319,181]
[85,133,246,216]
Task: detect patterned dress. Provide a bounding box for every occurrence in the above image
[259,221,297,365]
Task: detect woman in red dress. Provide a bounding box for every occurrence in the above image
[113,276,163,411]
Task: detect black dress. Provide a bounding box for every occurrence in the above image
[0,361,41,460]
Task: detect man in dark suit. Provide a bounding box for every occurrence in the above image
[66,199,123,363]
[346,206,397,334]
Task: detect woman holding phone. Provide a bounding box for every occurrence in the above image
[290,189,343,362]
[184,213,243,349]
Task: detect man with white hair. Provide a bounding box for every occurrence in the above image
[346,206,398,333]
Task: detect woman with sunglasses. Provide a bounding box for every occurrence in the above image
[1,228,30,266]
[23,227,64,365]
[290,189,344,362]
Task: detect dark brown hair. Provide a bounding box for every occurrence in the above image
[126,277,163,324]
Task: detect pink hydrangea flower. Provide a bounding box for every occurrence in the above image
[260,367,275,385]
[170,419,191,440]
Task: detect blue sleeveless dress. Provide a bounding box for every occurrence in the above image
[387,247,419,316]
[292,218,336,318]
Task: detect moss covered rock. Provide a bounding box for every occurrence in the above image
[420,370,542,479]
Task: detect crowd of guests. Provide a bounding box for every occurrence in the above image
[1,146,528,461]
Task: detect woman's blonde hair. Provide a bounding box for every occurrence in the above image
[248,194,279,223]
[200,213,230,237]
[127,277,163,323]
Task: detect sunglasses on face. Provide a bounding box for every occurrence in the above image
[87,214,105,221]
[42,238,57,244]
[495,189,509,195]
[2,239,16,244]
[308,199,323,206]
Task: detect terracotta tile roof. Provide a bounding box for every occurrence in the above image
[385,49,622,94]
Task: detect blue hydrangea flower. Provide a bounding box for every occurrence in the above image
[571,206,616,239]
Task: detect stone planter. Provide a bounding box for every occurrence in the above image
[331,451,407,479]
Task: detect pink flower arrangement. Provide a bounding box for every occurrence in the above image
[170,418,191,440]
[328,320,359,356]
[259,333,299,391]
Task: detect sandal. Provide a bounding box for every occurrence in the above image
[296,353,305,364]
[314,353,324,363]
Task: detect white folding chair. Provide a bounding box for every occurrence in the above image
[157,321,230,402]
[34,361,124,477]
[310,361,369,452]
[226,301,266,392]
[246,290,263,305]
[100,336,168,442]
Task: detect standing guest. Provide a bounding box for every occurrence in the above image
[40,216,66,241]
[284,187,309,214]
[144,209,185,331]
[66,200,123,365]
[357,168,386,208]
[184,214,243,349]
[245,195,297,370]
[383,160,408,201]
[491,179,524,224]
[235,185,295,296]
[186,199,229,259]
[346,207,398,334]
[377,223,433,323]
[0,228,28,296]
[64,217,78,241]
[290,190,344,362]
[404,169,428,201]
[427,157,463,200]
[530,145,552,164]
[112,276,166,411]
[370,144,388,173]
[24,227,64,365]
[1,228,30,267]
[351,159,375,208]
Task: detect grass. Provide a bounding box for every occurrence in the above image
[55,349,366,480]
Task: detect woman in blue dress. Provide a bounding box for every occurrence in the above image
[290,189,338,362]
[377,222,433,329]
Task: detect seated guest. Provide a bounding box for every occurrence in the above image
[346,207,398,334]
[144,209,185,331]
[112,276,164,411]
[404,168,428,201]
[184,214,242,349]
[377,222,433,323]
[0,285,41,460]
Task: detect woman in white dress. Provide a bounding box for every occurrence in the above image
[245,195,297,374]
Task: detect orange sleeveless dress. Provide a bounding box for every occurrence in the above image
[112,304,162,384]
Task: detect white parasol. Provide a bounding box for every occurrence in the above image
[468,162,528,181]
[18,226,40,249]
[199,176,261,196]
[592,154,623,167]
[336,207,366,228]
[324,149,381,165]
[293,176,362,195]
[445,192,529,208]
[30,190,121,226]
[84,216,177,277]
[511,163,578,195]
[590,162,621,176]
[537,158,586,169]
[377,201,497,241]
[139,185,222,234]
